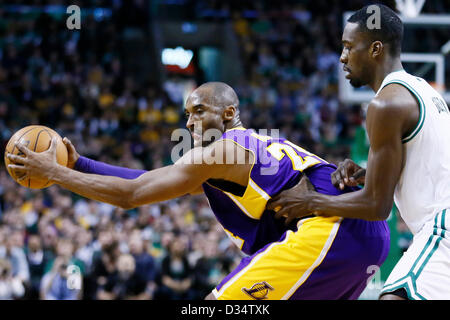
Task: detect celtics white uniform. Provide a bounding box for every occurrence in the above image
[377,70,450,300]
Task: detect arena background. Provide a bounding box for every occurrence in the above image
[0,0,448,300]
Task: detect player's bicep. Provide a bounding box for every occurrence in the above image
[128,141,251,205]
[364,101,406,216]
[365,138,403,195]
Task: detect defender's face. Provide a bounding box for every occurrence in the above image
[340,22,372,88]
[185,91,224,147]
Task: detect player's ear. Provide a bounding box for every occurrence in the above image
[222,105,236,121]
[370,41,383,58]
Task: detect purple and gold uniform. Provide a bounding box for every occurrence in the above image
[205,128,390,300]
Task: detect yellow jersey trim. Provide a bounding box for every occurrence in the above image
[218,138,271,220]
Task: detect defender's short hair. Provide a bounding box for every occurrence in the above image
[347,4,403,56]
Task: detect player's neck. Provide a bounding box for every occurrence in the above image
[370,58,403,92]
[225,118,244,131]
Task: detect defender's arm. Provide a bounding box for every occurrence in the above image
[268,84,419,221]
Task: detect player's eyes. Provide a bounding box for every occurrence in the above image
[185,109,204,118]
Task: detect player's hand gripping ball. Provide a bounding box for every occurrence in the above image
[4,125,68,189]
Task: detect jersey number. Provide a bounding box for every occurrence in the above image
[267,142,321,172]
[251,132,322,172]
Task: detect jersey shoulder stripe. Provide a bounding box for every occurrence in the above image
[380,79,426,143]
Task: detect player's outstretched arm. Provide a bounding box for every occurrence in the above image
[7,139,209,208]
[64,137,202,195]
[7,138,250,209]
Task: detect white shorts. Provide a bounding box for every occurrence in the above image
[381,209,450,300]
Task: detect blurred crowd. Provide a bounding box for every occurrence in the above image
[0,168,241,300]
[0,0,448,299]
[0,0,243,300]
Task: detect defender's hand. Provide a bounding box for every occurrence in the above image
[331,159,366,190]
[266,175,318,225]
[6,137,59,182]
[63,137,80,169]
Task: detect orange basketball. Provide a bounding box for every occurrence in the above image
[4,125,68,189]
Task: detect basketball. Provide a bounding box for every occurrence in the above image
[4,125,68,189]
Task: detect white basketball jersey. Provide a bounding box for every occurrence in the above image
[376,70,450,234]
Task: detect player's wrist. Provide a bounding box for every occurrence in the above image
[309,193,328,216]
[68,154,80,169]
[50,164,68,184]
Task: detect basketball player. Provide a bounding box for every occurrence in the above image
[267,5,450,300]
[7,82,389,300]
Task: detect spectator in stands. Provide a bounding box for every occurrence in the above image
[0,258,25,300]
[90,230,121,299]
[193,240,226,299]
[40,255,82,300]
[25,234,52,300]
[0,228,30,288]
[128,230,157,299]
[44,238,85,276]
[97,253,148,300]
[156,237,194,300]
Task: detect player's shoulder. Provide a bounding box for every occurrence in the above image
[367,83,421,137]
[221,127,252,143]
[209,138,240,154]
[373,82,419,112]
[178,139,252,166]
[208,138,253,162]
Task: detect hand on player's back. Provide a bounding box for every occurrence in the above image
[266,175,318,225]
[331,159,366,190]
[62,137,80,169]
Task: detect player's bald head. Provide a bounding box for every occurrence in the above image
[184,82,243,145]
[188,82,239,111]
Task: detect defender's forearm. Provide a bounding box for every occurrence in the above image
[310,188,391,221]
[53,164,136,209]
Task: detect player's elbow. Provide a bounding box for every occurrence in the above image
[369,208,390,221]
[369,200,392,221]
[122,179,152,210]
[120,192,140,210]
[116,183,140,210]
[114,196,135,210]
[360,187,392,221]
